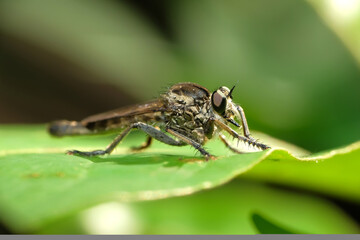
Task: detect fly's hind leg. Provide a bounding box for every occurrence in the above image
[67,122,186,157]
[131,126,162,151]
[67,125,134,156]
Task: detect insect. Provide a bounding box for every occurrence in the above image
[49,82,269,160]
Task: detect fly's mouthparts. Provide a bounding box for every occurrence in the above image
[226,118,240,127]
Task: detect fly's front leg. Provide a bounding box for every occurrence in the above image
[219,133,245,154]
[68,122,186,157]
[166,128,216,161]
[213,119,270,150]
[236,105,252,139]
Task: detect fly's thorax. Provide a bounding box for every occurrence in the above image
[162,83,214,143]
[164,96,212,129]
[165,112,211,144]
[162,82,212,128]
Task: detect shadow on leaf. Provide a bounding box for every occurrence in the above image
[251,212,301,234]
[75,153,206,168]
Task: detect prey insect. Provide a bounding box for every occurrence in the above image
[49,82,270,160]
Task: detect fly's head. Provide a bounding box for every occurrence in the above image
[211,85,243,127]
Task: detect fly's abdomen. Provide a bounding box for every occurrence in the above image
[83,117,124,132]
[48,120,91,136]
[83,111,165,132]
[48,118,123,136]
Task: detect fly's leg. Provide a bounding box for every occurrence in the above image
[166,128,216,161]
[67,125,133,156]
[213,119,270,150]
[131,126,162,151]
[236,105,252,138]
[219,133,245,154]
[131,136,153,151]
[67,122,186,157]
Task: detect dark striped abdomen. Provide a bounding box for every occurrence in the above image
[83,111,165,133]
[49,111,164,137]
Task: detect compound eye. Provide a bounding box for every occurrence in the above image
[211,91,227,114]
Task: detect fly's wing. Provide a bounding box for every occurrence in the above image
[49,83,209,137]
[81,99,166,132]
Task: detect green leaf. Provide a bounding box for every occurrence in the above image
[251,213,297,234]
[0,125,359,233]
[131,181,359,234]
[39,181,359,234]
[241,140,360,202]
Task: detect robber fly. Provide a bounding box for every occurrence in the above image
[49,82,269,160]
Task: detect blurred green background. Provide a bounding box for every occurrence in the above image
[0,0,359,234]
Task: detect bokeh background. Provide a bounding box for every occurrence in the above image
[0,0,359,234]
